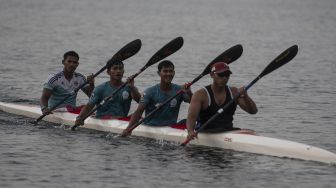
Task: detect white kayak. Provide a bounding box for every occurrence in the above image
[0,101,335,164]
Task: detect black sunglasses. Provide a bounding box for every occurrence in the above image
[216,72,231,78]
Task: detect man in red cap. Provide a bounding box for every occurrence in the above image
[186,62,258,140]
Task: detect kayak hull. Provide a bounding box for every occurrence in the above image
[0,101,335,164]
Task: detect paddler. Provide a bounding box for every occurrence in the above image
[74,59,141,126]
[186,62,258,140]
[40,51,94,115]
[121,60,192,136]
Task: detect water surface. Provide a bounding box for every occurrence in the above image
[0,0,335,187]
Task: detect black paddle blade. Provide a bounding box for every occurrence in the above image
[202,44,243,75]
[259,45,298,78]
[111,39,142,62]
[145,37,184,67]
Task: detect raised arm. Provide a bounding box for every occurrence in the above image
[82,74,95,97]
[127,77,141,103]
[186,90,205,140]
[235,87,258,114]
[181,82,193,103]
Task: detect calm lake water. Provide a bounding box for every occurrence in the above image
[0,0,335,187]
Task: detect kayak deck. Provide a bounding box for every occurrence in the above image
[0,101,335,165]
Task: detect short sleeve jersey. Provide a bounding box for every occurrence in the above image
[88,81,133,118]
[141,83,189,126]
[43,71,88,108]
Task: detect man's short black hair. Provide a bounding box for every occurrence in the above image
[158,60,174,72]
[106,58,124,70]
[63,51,79,60]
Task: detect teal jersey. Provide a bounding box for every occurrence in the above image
[141,83,190,126]
[89,81,134,118]
[43,71,88,108]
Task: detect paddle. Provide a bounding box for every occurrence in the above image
[124,44,243,134]
[32,39,142,124]
[181,45,299,146]
[70,37,184,131]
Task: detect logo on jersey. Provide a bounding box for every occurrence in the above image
[170,99,177,107]
[139,92,146,103]
[74,81,79,86]
[122,91,129,100]
[90,93,95,100]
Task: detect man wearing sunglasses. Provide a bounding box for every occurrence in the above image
[186,62,258,140]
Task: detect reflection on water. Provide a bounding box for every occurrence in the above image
[184,146,240,169]
[0,111,336,188]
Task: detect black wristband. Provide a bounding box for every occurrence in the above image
[41,106,47,111]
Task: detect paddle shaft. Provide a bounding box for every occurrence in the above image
[81,37,184,121]
[71,37,184,130]
[81,67,145,121]
[181,45,298,146]
[33,39,142,124]
[35,64,109,123]
[127,44,244,133]
[180,77,260,146]
[199,76,258,132]
[127,75,202,133]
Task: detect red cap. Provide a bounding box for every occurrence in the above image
[211,62,232,74]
